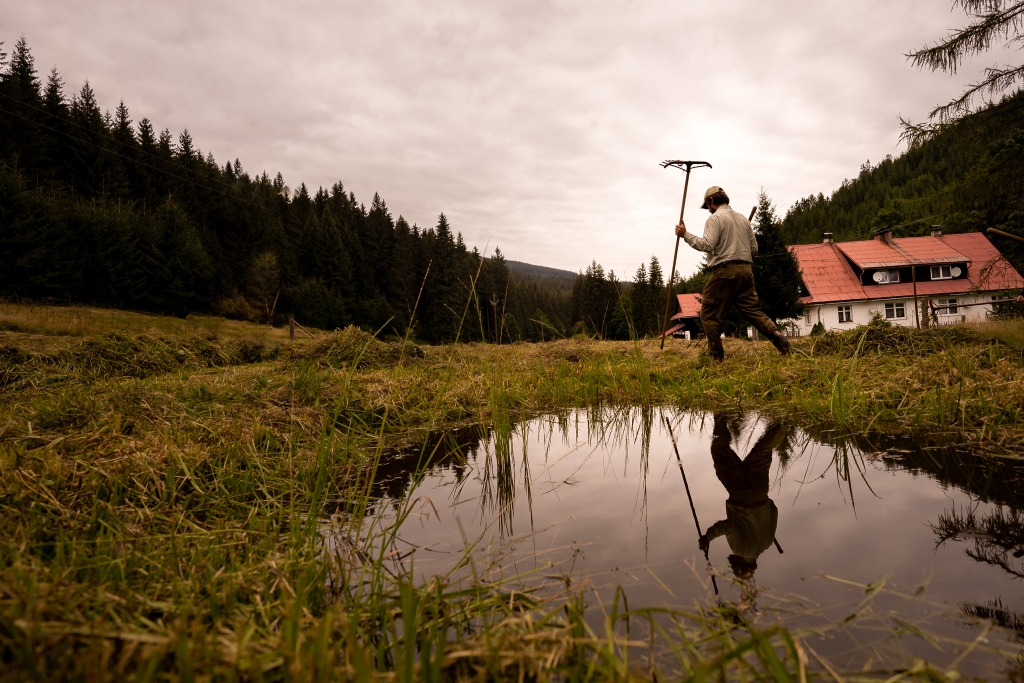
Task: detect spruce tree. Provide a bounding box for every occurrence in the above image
[67,81,111,194]
[42,68,69,172]
[646,256,664,336]
[365,193,396,292]
[480,246,512,342]
[0,37,43,170]
[158,128,173,156]
[177,128,195,163]
[752,190,804,324]
[570,261,618,338]
[6,36,41,101]
[135,118,157,200]
[43,68,65,114]
[423,213,460,342]
[609,289,634,340]
[629,263,649,337]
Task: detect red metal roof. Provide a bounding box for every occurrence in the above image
[943,232,1024,291]
[837,235,967,269]
[791,232,1024,305]
[660,323,686,337]
[789,242,865,304]
[672,293,702,319]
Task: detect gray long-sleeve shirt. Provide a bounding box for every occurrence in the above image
[705,500,779,561]
[682,204,758,269]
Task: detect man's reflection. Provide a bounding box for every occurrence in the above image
[698,415,785,579]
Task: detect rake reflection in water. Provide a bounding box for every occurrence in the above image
[342,407,1024,674]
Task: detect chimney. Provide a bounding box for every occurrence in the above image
[930,225,942,237]
[873,228,893,244]
[822,232,834,245]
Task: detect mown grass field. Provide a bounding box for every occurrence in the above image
[2,301,1024,681]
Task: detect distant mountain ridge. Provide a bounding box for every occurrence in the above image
[506,260,577,280]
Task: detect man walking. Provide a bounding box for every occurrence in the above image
[698,414,786,580]
[675,186,791,362]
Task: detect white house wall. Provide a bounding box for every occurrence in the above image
[791,293,995,335]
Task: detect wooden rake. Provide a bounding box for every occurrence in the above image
[660,160,711,349]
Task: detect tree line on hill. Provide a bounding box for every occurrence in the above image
[571,5,1024,338]
[779,1,1024,261]
[779,90,1024,267]
[0,36,574,343]
[0,35,805,343]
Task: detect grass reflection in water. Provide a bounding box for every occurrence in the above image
[343,407,1024,679]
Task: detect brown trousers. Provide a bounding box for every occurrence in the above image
[700,262,778,360]
[710,414,778,507]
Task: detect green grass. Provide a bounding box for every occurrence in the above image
[2,305,1024,680]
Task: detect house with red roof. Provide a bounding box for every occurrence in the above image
[789,228,1024,334]
[664,293,702,338]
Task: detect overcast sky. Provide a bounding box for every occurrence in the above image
[2,1,1009,277]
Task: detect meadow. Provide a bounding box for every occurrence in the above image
[2,301,1024,681]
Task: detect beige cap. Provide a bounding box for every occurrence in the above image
[700,185,724,209]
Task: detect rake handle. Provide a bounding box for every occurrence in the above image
[660,171,692,349]
[987,227,1024,245]
[663,416,719,595]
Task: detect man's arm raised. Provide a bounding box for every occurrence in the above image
[682,215,720,253]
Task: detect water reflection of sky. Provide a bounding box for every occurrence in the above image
[353,408,1024,674]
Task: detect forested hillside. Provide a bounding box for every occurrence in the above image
[0,37,572,343]
[0,35,806,343]
[781,90,1024,267]
[506,260,576,295]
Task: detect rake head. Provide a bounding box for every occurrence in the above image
[660,160,712,172]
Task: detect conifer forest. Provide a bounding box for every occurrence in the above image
[6,29,1024,341]
[0,37,581,343]
[780,90,1024,268]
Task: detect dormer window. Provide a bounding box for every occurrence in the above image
[930,265,962,280]
[872,269,900,284]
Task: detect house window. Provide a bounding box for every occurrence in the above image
[938,298,958,315]
[805,311,811,324]
[874,269,900,283]
[838,305,852,323]
[884,302,906,319]
[930,265,952,280]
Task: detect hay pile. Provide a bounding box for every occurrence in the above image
[539,339,594,364]
[0,332,280,388]
[292,326,424,369]
[809,321,994,357]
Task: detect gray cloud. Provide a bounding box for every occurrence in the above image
[3,0,1006,277]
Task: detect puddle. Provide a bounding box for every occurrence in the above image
[344,409,1024,675]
